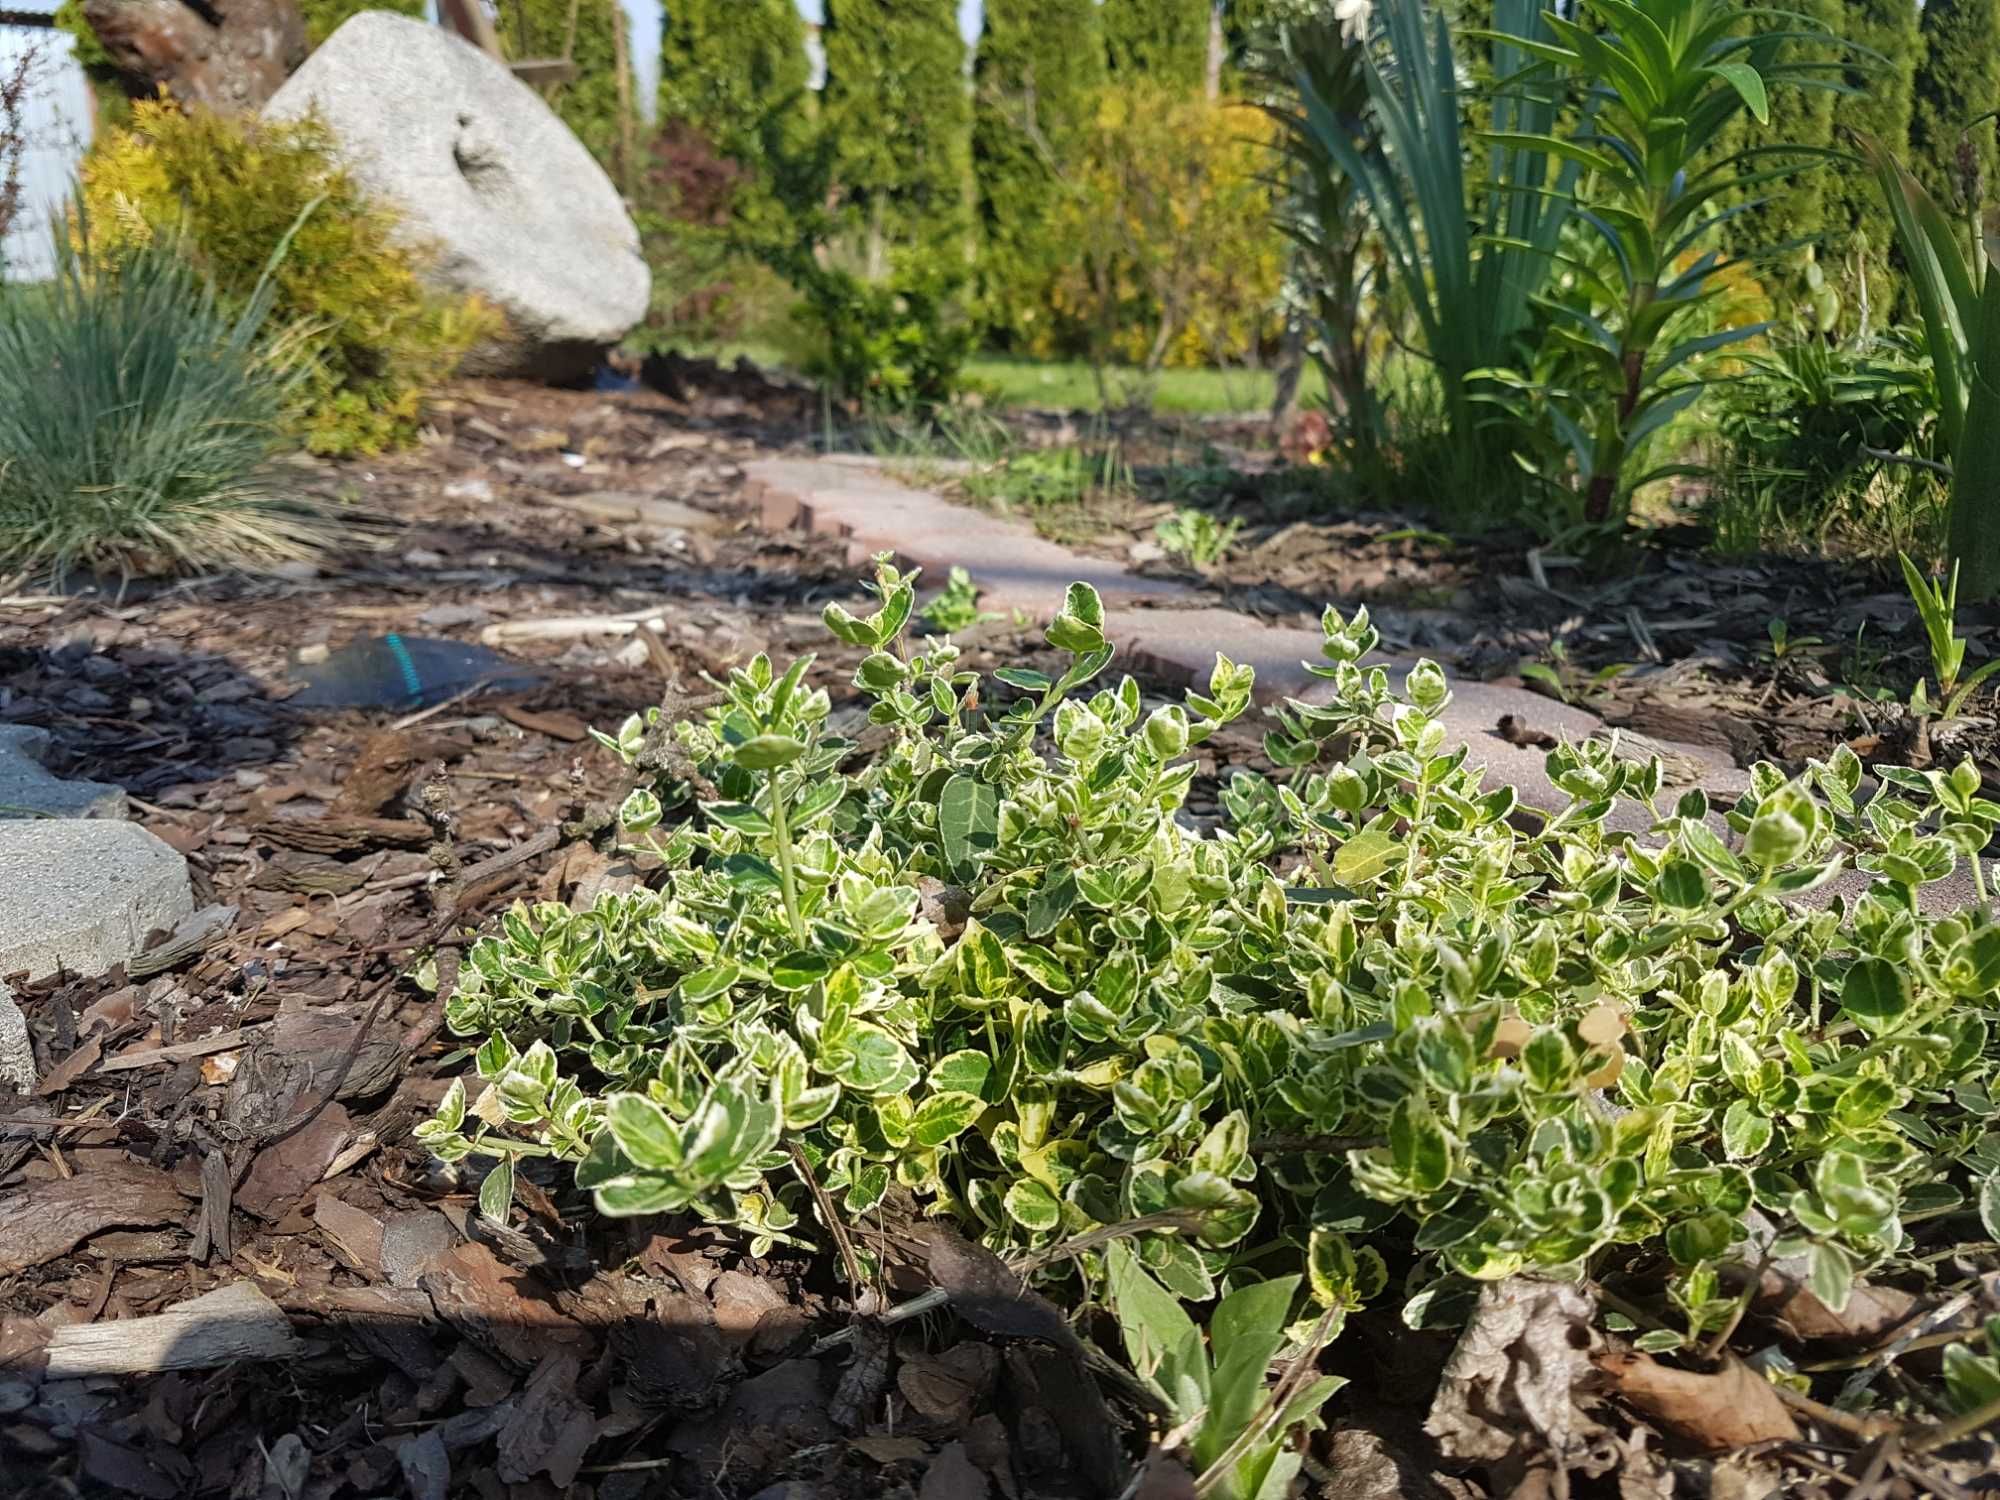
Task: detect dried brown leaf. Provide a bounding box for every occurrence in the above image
[1593,1351,1799,1452]
[1426,1278,1598,1466]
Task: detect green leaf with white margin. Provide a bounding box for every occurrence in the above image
[434,1076,466,1133]
[1045,583,1106,655]
[477,1157,514,1224]
[1389,1099,1452,1194]
[1720,1100,1772,1160]
[928,1050,993,1098]
[734,734,807,771]
[594,1176,690,1216]
[1807,1240,1855,1314]
[1006,942,1075,994]
[1653,859,1706,910]
[605,1093,683,1173]
[1333,829,1401,885]
[1003,1177,1063,1232]
[823,1025,920,1095]
[909,1091,986,1148]
[1840,957,1911,1032]
[1945,926,2000,997]
[939,773,999,878]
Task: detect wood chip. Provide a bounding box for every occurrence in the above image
[42,1280,305,1379]
[99,1026,262,1073]
[496,703,590,742]
[313,1191,386,1275]
[35,1034,103,1097]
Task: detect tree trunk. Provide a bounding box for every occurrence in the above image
[80,0,308,115]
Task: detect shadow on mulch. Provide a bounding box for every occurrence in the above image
[0,642,302,798]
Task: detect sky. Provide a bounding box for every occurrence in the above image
[623,1,987,122]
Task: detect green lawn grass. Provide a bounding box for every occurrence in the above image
[669,339,1321,417]
[961,356,1325,415]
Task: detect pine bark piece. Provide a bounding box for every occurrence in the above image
[257,817,433,854]
[418,1242,596,1368]
[80,0,308,114]
[0,1160,186,1275]
[495,1353,596,1486]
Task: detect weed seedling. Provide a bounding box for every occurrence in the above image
[1155,507,1243,567]
[1899,552,2000,720]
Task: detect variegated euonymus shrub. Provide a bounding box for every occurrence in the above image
[422,561,2000,1346]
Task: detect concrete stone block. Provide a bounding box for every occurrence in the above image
[0,983,33,1093]
[0,727,126,820]
[0,820,194,982]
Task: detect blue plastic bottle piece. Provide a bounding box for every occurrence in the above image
[287,634,543,710]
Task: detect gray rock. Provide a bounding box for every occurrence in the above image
[0,982,34,1094]
[264,12,649,380]
[0,727,126,820]
[381,1211,459,1289]
[0,821,193,982]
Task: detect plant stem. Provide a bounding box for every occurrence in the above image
[767,773,808,946]
[1908,1387,2000,1453]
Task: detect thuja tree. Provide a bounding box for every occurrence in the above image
[1911,0,2000,214]
[657,0,815,238]
[502,0,628,170]
[659,0,810,157]
[1101,0,1211,91]
[972,0,1106,343]
[823,0,973,276]
[1828,0,1920,324]
[297,0,422,46]
[1725,0,1842,258]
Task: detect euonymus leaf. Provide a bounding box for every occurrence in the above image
[928,1049,993,1098]
[477,1157,514,1224]
[605,1094,683,1173]
[1653,859,1706,910]
[1807,1239,1854,1313]
[594,1175,689,1216]
[1840,957,1911,1030]
[1004,1177,1062,1232]
[1026,868,1079,939]
[824,1025,920,1096]
[1720,1100,1772,1160]
[770,951,832,991]
[910,1091,985,1148]
[1333,829,1401,885]
[939,773,999,878]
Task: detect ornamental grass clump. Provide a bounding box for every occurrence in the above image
[0,228,325,585]
[78,101,495,457]
[425,561,2000,1363]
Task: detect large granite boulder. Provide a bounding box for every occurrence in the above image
[264,12,650,380]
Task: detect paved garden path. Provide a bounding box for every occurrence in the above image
[748,454,1993,915]
[746,455,1755,827]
